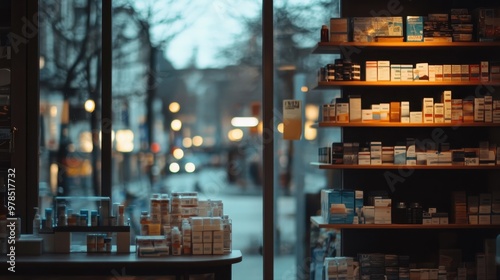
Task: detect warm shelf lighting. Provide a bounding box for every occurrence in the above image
[301,86,308,92]
[231,117,259,127]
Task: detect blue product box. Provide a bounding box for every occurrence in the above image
[406,16,424,42]
[322,189,355,224]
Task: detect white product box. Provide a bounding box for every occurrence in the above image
[192,243,203,255]
[434,103,444,123]
[415,63,429,81]
[474,98,485,122]
[370,141,382,165]
[371,104,380,121]
[349,95,362,122]
[203,231,213,243]
[213,242,224,255]
[191,231,203,243]
[391,64,401,81]
[441,90,452,123]
[362,206,375,224]
[451,64,462,81]
[212,230,224,243]
[379,103,390,122]
[401,101,410,123]
[366,61,378,81]
[203,242,213,255]
[401,64,414,81]
[435,65,443,81]
[461,64,469,81]
[374,207,391,224]
[416,152,427,165]
[428,65,436,81]
[422,98,434,123]
[358,151,371,165]
[377,61,391,81]
[410,111,422,123]
[443,64,452,81]
[362,109,373,122]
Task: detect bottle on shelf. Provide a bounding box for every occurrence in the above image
[321,25,329,42]
[140,210,150,236]
[33,206,41,236]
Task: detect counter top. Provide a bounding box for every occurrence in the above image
[0,250,243,277]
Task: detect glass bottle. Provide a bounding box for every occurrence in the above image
[222,215,232,253]
[33,207,41,236]
[321,25,329,42]
[140,210,150,236]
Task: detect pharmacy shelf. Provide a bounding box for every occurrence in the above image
[310,216,500,229]
[312,41,500,54]
[310,162,500,170]
[315,81,500,88]
[316,122,500,128]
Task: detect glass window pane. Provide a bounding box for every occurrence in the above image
[39,0,103,213]
[111,1,264,278]
[273,1,340,279]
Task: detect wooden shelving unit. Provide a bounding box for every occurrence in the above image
[313,41,500,54]
[310,163,500,170]
[315,80,500,88]
[315,122,500,128]
[310,216,500,229]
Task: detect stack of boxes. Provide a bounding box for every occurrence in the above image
[424,14,452,42]
[451,9,474,42]
[324,257,355,280]
[136,192,232,257]
[467,192,500,225]
[358,253,410,280]
[191,217,225,255]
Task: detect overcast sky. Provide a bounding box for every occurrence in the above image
[164,1,260,69]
